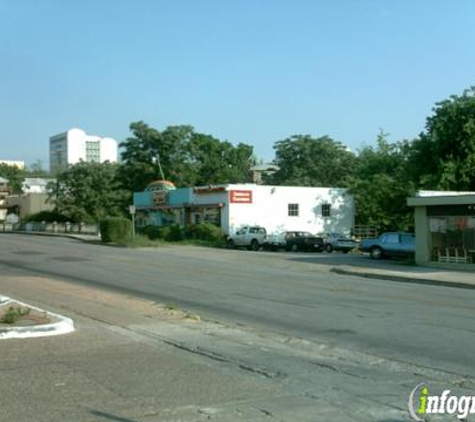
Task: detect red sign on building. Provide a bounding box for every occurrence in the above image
[229,190,253,204]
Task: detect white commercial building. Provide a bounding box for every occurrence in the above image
[49,128,117,174]
[134,183,355,236]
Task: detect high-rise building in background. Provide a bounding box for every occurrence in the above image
[49,128,117,174]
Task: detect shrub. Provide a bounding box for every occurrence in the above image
[141,223,224,244]
[1,306,30,324]
[186,223,223,242]
[24,210,71,223]
[143,225,164,240]
[163,224,183,241]
[142,224,183,241]
[127,234,160,247]
[100,217,132,243]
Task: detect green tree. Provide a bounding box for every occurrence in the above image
[119,122,255,191]
[347,131,415,232]
[409,87,475,190]
[186,133,254,185]
[0,163,25,193]
[268,135,356,186]
[49,162,129,223]
[119,122,194,192]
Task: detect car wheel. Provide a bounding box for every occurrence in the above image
[227,239,235,249]
[370,246,383,259]
[291,243,299,253]
[342,249,350,254]
[250,239,260,251]
[325,244,333,253]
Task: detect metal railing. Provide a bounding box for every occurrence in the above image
[353,225,378,241]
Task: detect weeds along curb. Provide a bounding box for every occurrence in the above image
[0,296,75,340]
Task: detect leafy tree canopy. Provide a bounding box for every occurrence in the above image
[268,135,356,187]
[185,133,254,186]
[49,162,129,223]
[347,131,415,232]
[409,87,475,190]
[119,121,254,191]
[348,174,413,232]
[0,163,25,193]
[119,122,192,192]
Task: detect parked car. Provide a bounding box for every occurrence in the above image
[320,232,357,253]
[359,232,415,259]
[266,231,324,252]
[227,226,267,251]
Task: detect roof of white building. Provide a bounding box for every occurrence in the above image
[416,190,475,197]
[408,191,475,207]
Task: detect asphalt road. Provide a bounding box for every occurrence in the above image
[1,233,474,382]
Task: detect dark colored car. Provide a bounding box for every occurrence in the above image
[359,232,415,259]
[284,231,324,252]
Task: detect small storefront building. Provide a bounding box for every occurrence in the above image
[5,193,55,220]
[408,191,475,266]
[134,182,355,236]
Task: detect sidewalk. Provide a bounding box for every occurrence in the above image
[331,263,475,289]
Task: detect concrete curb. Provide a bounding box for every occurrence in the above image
[330,267,475,290]
[0,295,75,339]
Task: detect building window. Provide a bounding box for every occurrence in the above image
[86,141,101,163]
[322,203,331,217]
[288,203,299,217]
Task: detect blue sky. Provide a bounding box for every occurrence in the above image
[1,0,474,168]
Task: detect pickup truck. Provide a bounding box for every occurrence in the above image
[265,231,324,252]
[227,226,267,251]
